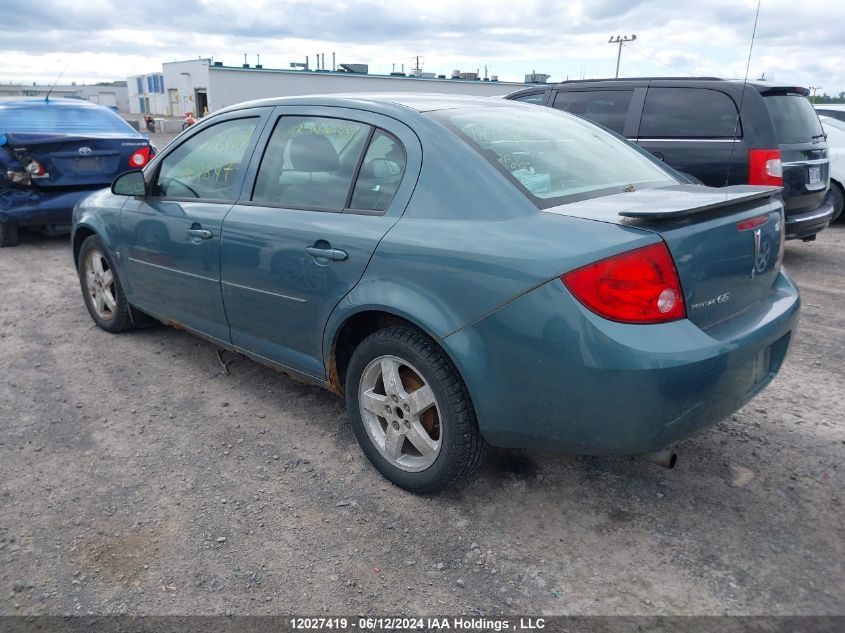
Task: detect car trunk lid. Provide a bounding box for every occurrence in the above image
[545,184,785,329]
[2,132,149,187]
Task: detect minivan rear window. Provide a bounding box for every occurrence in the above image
[430,106,676,208]
[764,95,825,144]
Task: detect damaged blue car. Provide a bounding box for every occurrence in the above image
[1,98,154,246]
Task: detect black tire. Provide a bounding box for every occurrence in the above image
[345,326,485,493]
[0,222,19,247]
[76,234,134,333]
[831,181,844,224]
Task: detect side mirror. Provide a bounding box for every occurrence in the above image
[111,170,146,197]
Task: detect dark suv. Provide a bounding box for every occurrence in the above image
[507,78,834,240]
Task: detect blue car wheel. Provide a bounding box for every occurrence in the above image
[345,326,485,493]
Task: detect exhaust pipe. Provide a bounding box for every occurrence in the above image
[636,449,677,469]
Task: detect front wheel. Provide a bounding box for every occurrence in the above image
[345,326,485,493]
[77,235,134,333]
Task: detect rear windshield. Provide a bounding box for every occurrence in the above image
[429,106,676,207]
[764,95,825,145]
[0,102,139,135]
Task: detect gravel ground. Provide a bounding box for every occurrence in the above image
[0,221,843,617]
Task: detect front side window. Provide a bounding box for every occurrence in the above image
[639,88,740,138]
[431,106,676,207]
[350,130,406,212]
[553,90,633,134]
[252,116,371,210]
[154,117,258,200]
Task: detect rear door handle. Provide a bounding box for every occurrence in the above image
[305,246,348,261]
[187,228,213,240]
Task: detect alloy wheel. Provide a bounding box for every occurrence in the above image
[84,248,117,321]
[358,355,442,472]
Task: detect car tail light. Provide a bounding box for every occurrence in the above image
[736,214,769,231]
[749,149,783,186]
[25,159,48,178]
[129,147,152,167]
[561,242,686,324]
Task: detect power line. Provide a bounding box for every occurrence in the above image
[621,43,695,77]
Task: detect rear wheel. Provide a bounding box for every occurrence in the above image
[0,222,19,247]
[345,326,485,493]
[831,181,844,223]
[77,235,134,333]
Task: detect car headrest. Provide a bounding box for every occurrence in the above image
[290,133,339,172]
[359,158,402,180]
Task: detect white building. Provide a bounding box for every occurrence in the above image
[128,58,538,117]
[0,82,129,111]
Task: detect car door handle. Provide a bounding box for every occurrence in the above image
[187,228,213,240]
[305,246,348,261]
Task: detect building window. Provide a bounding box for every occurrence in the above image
[139,98,146,113]
[158,76,165,93]
[147,76,154,93]
[136,77,144,95]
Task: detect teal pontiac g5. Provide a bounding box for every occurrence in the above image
[71,94,800,492]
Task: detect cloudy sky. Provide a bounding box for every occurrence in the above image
[2,0,843,96]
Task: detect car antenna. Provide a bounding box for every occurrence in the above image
[724,0,762,186]
[44,65,68,102]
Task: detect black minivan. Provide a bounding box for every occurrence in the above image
[507,78,834,240]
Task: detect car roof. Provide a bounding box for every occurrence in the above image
[0,97,107,109]
[516,77,810,97]
[217,93,520,116]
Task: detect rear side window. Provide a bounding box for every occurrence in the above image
[252,116,372,210]
[815,109,845,123]
[350,130,406,212]
[0,103,139,135]
[552,90,633,134]
[511,92,547,105]
[639,88,739,138]
[764,95,825,144]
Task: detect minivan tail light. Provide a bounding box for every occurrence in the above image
[129,147,152,167]
[749,149,783,186]
[561,242,686,324]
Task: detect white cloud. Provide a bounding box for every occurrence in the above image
[0,0,841,95]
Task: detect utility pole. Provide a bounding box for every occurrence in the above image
[608,34,637,78]
[809,85,821,102]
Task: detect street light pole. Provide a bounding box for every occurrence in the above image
[608,34,637,78]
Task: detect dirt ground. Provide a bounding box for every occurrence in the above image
[1,220,843,618]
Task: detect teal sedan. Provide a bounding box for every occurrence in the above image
[71,94,799,492]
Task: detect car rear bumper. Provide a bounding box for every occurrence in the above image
[784,191,835,240]
[0,186,103,227]
[442,271,800,455]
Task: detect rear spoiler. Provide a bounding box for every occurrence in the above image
[618,185,783,220]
